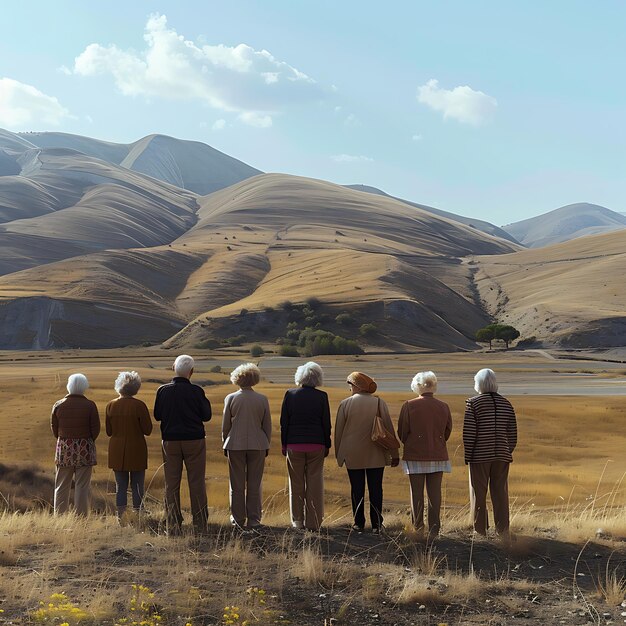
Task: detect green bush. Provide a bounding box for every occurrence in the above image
[335,313,355,326]
[279,344,299,357]
[225,335,246,346]
[250,344,265,357]
[359,323,378,337]
[195,338,220,349]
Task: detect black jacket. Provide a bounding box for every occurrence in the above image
[154,377,212,441]
[280,386,331,448]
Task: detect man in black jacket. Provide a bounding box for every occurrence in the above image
[154,354,212,535]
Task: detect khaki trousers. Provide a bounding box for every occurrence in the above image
[227,449,266,527]
[408,472,443,535]
[162,439,208,535]
[469,461,510,535]
[54,465,93,516]
[287,449,325,530]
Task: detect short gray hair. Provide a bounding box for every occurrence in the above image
[230,363,260,387]
[411,371,438,394]
[115,371,142,396]
[67,373,89,395]
[294,361,323,388]
[174,354,194,377]
[474,368,498,394]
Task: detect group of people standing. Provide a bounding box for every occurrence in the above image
[50,355,517,539]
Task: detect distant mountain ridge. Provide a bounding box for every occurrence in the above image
[16,130,262,195]
[503,202,626,248]
[346,184,520,245]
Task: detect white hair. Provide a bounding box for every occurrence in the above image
[174,354,195,377]
[411,371,438,394]
[294,361,323,388]
[115,371,142,396]
[230,363,260,387]
[474,368,498,394]
[67,373,89,395]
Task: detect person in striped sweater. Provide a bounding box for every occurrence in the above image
[463,368,517,537]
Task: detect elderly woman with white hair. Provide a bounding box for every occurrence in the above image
[51,373,101,515]
[280,362,331,531]
[463,368,517,537]
[106,371,152,519]
[222,363,272,530]
[397,371,452,537]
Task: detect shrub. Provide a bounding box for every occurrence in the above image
[305,296,322,310]
[225,335,246,346]
[279,344,299,357]
[335,313,355,326]
[209,365,222,373]
[195,338,220,350]
[250,344,265,357]
[359,323,378,337]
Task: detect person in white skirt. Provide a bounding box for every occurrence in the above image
[397,371,452,537]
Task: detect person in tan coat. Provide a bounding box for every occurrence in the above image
[106,371,152,518]
[51,373,100,516]
[222,363,271,530]
[397,371,452,537]
[335,372,399,533]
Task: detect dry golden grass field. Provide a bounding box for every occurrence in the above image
[0,349,624,625]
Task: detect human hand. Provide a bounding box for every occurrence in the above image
[391,457,400,467]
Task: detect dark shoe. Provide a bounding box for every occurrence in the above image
[371,525,386,535]
[351,524,364,533]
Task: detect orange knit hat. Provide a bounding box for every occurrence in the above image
[347,371,377,394]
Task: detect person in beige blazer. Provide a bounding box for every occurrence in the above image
[222,363,271,530]
[397,371,452,537]
[335,372,399,533]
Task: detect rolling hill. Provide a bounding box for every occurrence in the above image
[473,229,626,347]
[502,202,626,247]
[0,166,520,350]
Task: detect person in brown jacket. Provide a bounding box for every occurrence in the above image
[51,373,100,515]
[222,363,271,531]
[397,371,452,537]
[106,371,152,519]
[335,372,399,533]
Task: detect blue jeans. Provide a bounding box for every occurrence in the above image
[114,470,145,510]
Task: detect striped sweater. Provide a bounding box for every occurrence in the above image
[463,393,517,464]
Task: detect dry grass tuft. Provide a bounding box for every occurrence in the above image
[596,562,626,606]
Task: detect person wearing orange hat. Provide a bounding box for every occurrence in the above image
[335,371,399,533]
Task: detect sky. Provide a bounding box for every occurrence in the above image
[1,0,625,224]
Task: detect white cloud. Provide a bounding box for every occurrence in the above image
[212,118,226,130]
[412,133,423,141]
[85,114,94,124]
[0,77,71,129]
[239,112,272,128]
[417,79,497,125]
[344,113,360,127]
[72,13,325,125]
[57,65,72,75]
[331,154,373,163]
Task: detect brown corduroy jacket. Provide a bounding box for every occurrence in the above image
[397,393,452,462]
[51,394,100,440]
[106,396,152,471]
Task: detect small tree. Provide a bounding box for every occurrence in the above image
[494,324,520,349]
[475,326,496,349]
[359,323,377,337]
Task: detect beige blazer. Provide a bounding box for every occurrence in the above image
[335,393,396,469]
[222,388,272,450]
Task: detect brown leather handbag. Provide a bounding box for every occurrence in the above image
[371,398,400,450]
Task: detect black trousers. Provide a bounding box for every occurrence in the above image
[347,467,384,529]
